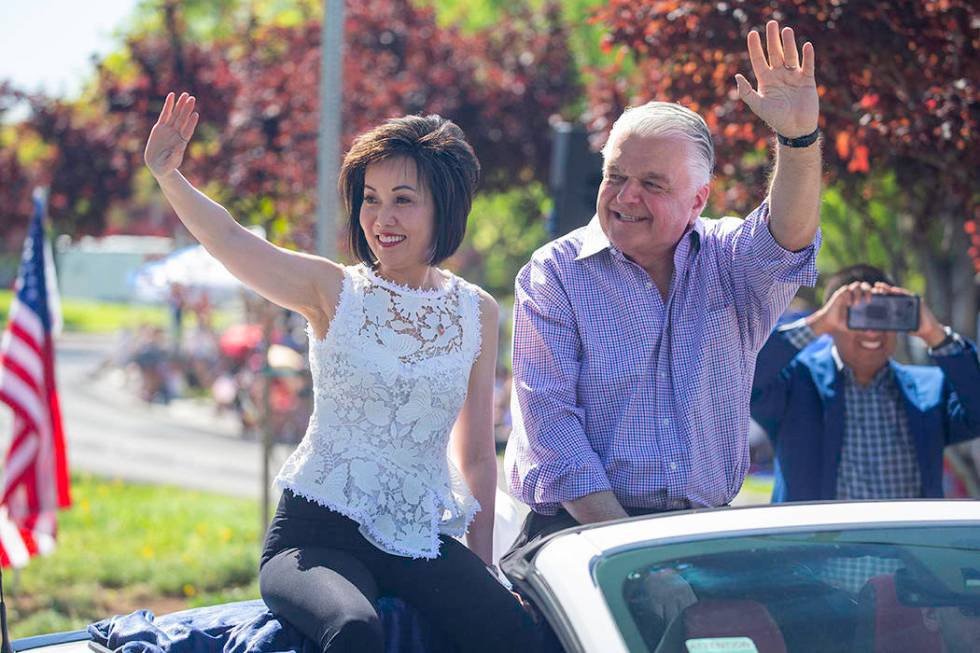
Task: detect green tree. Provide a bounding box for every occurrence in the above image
[1,0,580,296]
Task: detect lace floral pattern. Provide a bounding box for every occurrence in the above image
[275,264,483,559]
[358,273,465,366]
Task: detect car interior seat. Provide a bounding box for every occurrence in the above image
[852,573,942,653]
[653,599,788,653]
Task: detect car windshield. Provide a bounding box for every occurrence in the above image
[594,524,980,653]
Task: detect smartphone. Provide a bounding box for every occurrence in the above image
[847,294,920,331]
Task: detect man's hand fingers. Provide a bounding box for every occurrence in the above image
[781,27,800,69]
[735,74,762,113]
[746,30,768,81]
[765,20,785,69]
[882,284,913,297]
[859,282,873,305]
[801,41,816,78]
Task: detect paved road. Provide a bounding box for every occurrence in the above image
[0,332,291,498]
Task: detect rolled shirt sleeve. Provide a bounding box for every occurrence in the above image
[717,202,821,351]
[747,201,822,283]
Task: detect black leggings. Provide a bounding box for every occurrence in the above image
[259,490,544,653]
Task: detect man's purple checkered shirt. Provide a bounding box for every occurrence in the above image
[504,203,821,515]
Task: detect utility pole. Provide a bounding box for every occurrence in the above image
[316,0,345,259]
[263,0,345,529]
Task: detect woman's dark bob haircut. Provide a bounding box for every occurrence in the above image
[339,114,480,267]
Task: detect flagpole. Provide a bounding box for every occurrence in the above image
[0,189,50,653]
[0,566,12,653]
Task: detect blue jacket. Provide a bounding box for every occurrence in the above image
[751,331,980,502]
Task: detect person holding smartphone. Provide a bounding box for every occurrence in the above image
[752,264,980,502]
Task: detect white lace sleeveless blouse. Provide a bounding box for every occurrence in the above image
[275,264,483,559]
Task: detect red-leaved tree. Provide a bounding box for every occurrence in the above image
[0,1,240,242]
[0,83,35,255]
[586,1,978,332]
[213,0,577,249]
[1,0,578,255]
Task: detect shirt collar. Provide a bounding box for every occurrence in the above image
[832,345,894,388]
[831,345,845,372]
[574,216,705,262]
[575,216,611,261]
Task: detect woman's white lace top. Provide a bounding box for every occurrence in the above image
[275,264,484,559]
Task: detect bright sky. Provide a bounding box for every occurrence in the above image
[0,0,140,99]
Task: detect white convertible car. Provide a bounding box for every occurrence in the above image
[12,501,980,653]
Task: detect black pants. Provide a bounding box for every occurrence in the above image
[501,506,674,570]
[259,490,543,653]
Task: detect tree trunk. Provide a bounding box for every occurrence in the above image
[918,209,977,339]
[951,239,978,341]
[923,208,980,496]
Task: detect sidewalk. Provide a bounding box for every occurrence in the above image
[19,331,293,498]
[84,366,243,441]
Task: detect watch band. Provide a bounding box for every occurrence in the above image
[928,325,958,354]
[776,128,820,148]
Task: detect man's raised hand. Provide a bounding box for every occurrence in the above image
[735,20,818,139]
[144,92,199,179]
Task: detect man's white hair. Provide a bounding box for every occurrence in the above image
[602,101,714,187]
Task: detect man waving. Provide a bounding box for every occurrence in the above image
[505,20,823,561]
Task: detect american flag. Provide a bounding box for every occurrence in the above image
[0,196,70,568]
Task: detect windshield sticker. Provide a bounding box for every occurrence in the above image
[685,638,760,653]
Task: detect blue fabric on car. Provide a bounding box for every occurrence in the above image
[88,598,452,653]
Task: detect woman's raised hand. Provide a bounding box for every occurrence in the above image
[144,92,199,179]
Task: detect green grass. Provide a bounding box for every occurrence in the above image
[0,290,236,334]
[734,473,774,506]
[8,474,263,639]
[0,290,169,333]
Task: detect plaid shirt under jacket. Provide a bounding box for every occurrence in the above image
[782,321,967,499]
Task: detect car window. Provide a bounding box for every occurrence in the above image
[594,525,980,653]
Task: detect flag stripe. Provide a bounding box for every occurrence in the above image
[0,379,47,439]
[2,434,40,500]
[45,352,71,509]
[0,331,45,387]
[0,196,70,568]
[0,350,43,397]
[6,300,44,349]
[0,509,31,568]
